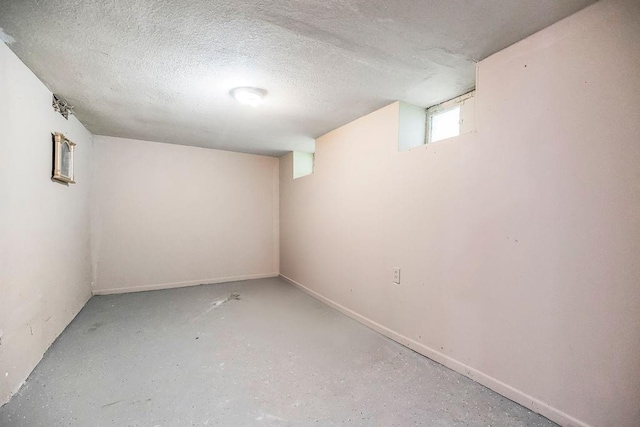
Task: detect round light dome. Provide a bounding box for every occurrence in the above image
[230,87,267,107]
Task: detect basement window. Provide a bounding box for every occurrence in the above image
[429,106,460,142]
[426,90,475,143]
[293,151,314,179]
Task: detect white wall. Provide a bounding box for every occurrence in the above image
[92,136,279,294]
[0,43,93,404]
[279,1,640,426]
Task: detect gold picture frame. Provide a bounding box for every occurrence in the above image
[52,132,76,184]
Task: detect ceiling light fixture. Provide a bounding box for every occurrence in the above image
[230,87,267,107]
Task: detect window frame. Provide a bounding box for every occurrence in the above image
[426,90,476,143]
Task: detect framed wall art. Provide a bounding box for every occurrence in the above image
[52,132,76,184]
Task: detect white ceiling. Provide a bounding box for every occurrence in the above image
[0,0,596,156]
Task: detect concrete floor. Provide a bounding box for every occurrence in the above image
[0,277,556,426]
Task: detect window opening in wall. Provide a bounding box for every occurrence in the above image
[426,90,475,143]
[293,151,314,179]
[429,106,460,142]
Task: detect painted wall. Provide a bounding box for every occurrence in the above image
[279,1,640,426]
[0,43,93,404]
[91,136,279,294]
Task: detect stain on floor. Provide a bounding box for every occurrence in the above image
[86,321,103,333]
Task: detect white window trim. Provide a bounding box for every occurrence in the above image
[426,90,476,143]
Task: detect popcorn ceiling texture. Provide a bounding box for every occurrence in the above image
[0,0,595,155]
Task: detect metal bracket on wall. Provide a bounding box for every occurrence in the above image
[52,94,73,119]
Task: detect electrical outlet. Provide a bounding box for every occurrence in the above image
[393,267,401,284]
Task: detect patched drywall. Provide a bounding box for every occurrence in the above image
[91,136,279,294]
[0,43,93,405]
[279,1,640,426]
[0,0,595,155]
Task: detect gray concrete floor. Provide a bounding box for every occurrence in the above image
[0,277,556,426]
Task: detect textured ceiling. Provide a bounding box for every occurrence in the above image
[0,0,596,156]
